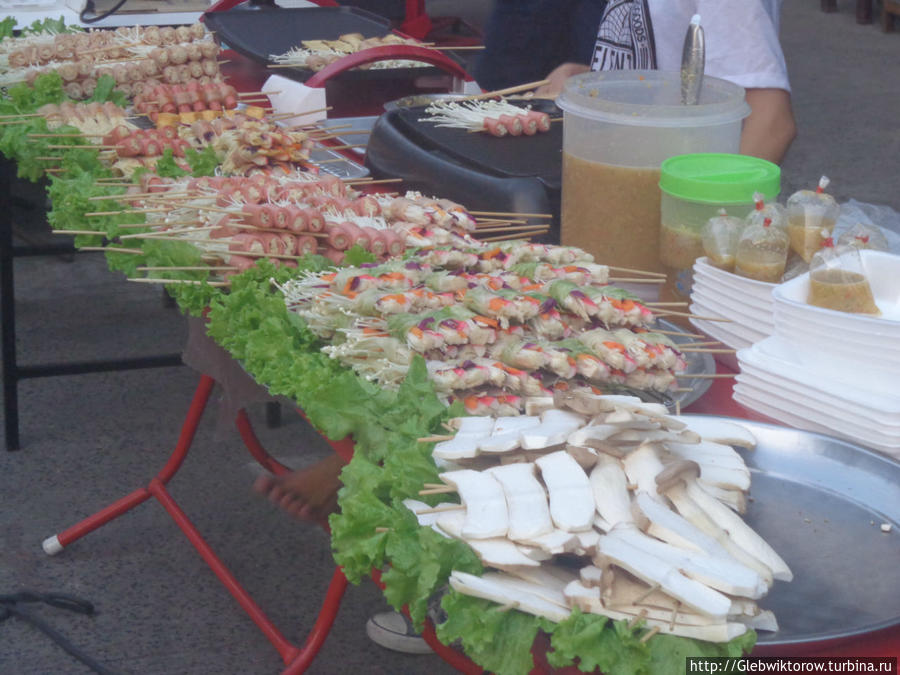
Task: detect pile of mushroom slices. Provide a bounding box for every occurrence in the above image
[407,391,792,643]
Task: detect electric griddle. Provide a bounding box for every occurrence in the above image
[364,99,564,243]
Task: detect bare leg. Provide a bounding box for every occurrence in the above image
[254,453,345,524]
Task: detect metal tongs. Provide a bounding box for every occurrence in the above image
[681,14,705,105]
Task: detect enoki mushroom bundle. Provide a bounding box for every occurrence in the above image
[420,99,551,137]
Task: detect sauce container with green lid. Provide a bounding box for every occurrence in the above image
[658,153,781,299]
[557,71,750,276]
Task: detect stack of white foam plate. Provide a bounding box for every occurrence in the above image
[735,250,900,459]
[689,257,777,361]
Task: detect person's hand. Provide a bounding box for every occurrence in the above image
[535,63,591,98]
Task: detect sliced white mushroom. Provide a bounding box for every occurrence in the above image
[595,535,732,619]
[574,529,602,554]
[667,417,757,449]
[534,450,595,531]
[479,415,541,453]
[487,463,554,541]
[685,481,793,582]
[697,481,747,514]
[524,396,555,416]
[666,441,751,491]
[611,429,700,445]
[589,454,634,528]
[605,525,768,599]
[481,570,573,608]
[566,443,600,469]
[449,571,571,623]
[564,580,747,642]
[439,469,509,539]
[403,498,454,536]
[599,396,670,418]
[634,492,722,556]
[463,539,543,568]
[433,416,496,460]
[516,529,580,554]
[664,485,776,586]
[622,443,666,497]
[579,564,607,588]
[521,409,586,450]
[740,609,779,632]
[566,424,620,447]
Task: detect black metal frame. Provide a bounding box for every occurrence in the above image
[1,160,183,451]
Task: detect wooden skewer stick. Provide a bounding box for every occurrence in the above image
[34,157,64,161]
[313,158,354,164]
[457,79,551,102]
[28,133,105,138]
[414,503,465,515]
[84,208,170,216]
[120,226,217,239]
[138,266,239,272]
[675,373,737,379]
[474,225,550,234]
[417,434,454,442]
[87,191,195,201]
[52,230,106,236]
[607,277,666,284]
[478,234,538,243]
[238,91,281,97]
[632,585,660,606]
[308,130,372,140]
[0,112,44,119]
[669,602,681,631]
[653,309,732,322]
[493,601,520,613]
[470,210,553,219]
[318,142,366,152]
[640,626,661,643]
[271,106,333,121]
[418,487,456,495]
[606,265,667,278]
[475,218,527,225]
[672,387,694,393]
[646,302,689,307]
[679,348,737,354]
[374,527,391,534]
[679,340,724,348]
[626,608,650,629]
[345,177,402,186]
[129,278,230,287]
[43,145,117,150]
[422,482,447,489]
[79,246,143,254]
[650,328,706,339]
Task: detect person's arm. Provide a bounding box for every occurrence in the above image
[740,88,797,165]
[534,62,591,98]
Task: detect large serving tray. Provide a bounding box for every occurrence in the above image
[204,6,458,82]
[688,415,900,646]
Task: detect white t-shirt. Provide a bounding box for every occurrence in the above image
[593,0,790,92]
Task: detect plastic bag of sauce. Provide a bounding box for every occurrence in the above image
[807,239,880,315]
[786,176,840,263]
[734,215,789,283]
[701,208,744,272]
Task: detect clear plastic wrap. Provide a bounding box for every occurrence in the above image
[734,216,790,283]
[746,191,787,231]
[807,239,880,315]
[836,222,890,252]
[701,208,744,271]
[786,176,840,263]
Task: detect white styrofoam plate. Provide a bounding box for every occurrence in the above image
[691,274,775,315]
[690,287,775,331]
[773,250,900,331]
[693,257,779,304]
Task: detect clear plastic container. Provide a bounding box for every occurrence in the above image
[807,240,880,315]
[658,154,780,296]
[557,72,750,275]
[734,216,790,283]
[786,177,840,262]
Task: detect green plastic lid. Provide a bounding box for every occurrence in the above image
[659,153,781,204]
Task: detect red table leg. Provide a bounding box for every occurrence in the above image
[42,373,350,673]
[42,374,216,555]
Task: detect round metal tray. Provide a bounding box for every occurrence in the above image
[689,415,900,645]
